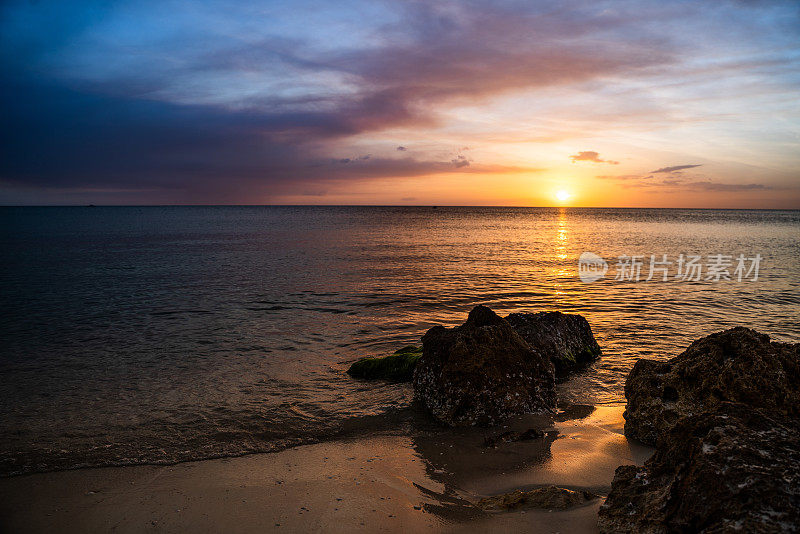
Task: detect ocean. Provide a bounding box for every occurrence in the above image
[1,206,798,475]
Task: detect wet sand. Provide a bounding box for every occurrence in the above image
[0,406,652,533]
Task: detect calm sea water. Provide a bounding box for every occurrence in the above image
[1,207,798,474]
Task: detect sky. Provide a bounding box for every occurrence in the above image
[1,0,799,207]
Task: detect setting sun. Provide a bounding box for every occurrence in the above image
[556,190,571,203]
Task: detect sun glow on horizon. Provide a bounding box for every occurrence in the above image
[555,190,572,204]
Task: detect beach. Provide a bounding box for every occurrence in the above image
[0,406,651,533]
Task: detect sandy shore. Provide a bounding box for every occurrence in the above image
[0,406,651,533]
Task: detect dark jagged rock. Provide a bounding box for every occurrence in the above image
[505,311,601,377]
[480,485,599,511]
[413,305,556,427]
[605,328,800,532]
[347,345,422,382]
[483,428,545,448]
[599,402,800,534]
[623,327,800,445]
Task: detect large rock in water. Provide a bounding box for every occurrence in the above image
[599,402,800,533]
[505,311,601,377]
[413,306,556,426]
[624,327,800,446]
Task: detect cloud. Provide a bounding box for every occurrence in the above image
[598,169,773,192]
[451,155,470,168]
[2,0,796,204]
[650,164,703,173]
[596,174,647,181]
[570,151,619,165]
[684,181,770,191]
[0,0,678,202]
[618,178,772,191]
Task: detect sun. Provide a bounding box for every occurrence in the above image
[555,190,571,203]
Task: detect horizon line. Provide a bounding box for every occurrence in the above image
[2,204,799,211]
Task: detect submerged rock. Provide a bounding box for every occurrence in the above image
[413,305,556,427]
[623,327,800,445]
[347,346,422,382]
[479,485,599,511]
[482,428,545,448]
[554,404,596,422]
[599,402,800,534]
[506,311,602,377]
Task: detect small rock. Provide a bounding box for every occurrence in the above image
[483,428,545,447]
[347,346,422,382]
[478,485,599,511]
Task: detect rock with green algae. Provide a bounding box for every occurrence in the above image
[346,346,422,382]
[478,485,599,511]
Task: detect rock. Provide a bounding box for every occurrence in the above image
[599,402,800,534]
[479,485,599,511]
[347,346,422,382]
[483,428,545,447]
[623,327,800,445]
[554,404,596,422]
[413,305,556,426]
[505,311,601,377]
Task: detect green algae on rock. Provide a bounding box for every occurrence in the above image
[346,346,422,382]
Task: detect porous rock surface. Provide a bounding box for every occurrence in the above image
[599,402,800,533]
[623,326,800,446]
[413,305,556,427]
[505,311,602,377]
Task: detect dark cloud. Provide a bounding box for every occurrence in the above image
[651,164,703,173]
[618,178,771,191]
[599,169,773,192]
[685,181,770,191]
[451,155,470,168]
[570,151,619,164]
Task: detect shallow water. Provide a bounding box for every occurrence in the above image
[1,206,798,474]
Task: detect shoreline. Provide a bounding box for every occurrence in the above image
[0,405,652,533]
